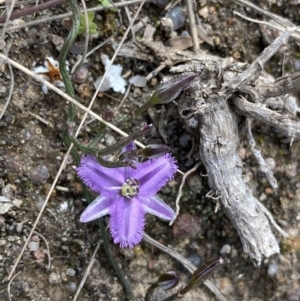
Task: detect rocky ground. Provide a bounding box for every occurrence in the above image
[0,0,300,300]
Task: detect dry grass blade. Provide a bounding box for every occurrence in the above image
[0,53,145,148]
[72,241,101,301]
[185,0,199,53]
[7,271,22,301]
[2,0,148,32]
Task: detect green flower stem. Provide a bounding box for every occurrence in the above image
[59,1,133,299]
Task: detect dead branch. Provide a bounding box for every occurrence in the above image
[124,20,300,265]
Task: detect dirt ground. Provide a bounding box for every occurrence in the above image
[0,0,300,300]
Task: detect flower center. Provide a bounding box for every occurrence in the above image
[121,178,140,199]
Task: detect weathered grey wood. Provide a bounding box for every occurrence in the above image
[119,26,300,266]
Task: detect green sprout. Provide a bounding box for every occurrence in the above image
[78,12,98,35]
[98,0,117,12]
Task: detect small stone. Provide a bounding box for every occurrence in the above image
[259,193,267,202]
[265,187,273,195]
[0,200,12,214]
[215,277,234,296]
[70,41,85,55]
[0,239,6,246]
[0,255,3,261]
[150,77,158,86]
[67,282,77,292]
[66,268,76,276]
[267,261,279,277]
[133,87,142,98]
[172,213,201,238]
[49,272,61,284]
[284,164,297,179]
[28,241,39,252]
[33,249,46,263]
[105,134,116,146]
[12,199,22,208]
[178,132,191,148]
[16,222,24,233]
[187,173,203,193]
[2,184,13,199]
[30,165,50,184]
[72,66,89,83]
[3,152,22,173]
[199,6,209,19]
[166,6,185,30]
[129,75,147,88]
[220,244,231,255]
[7,235,16,242]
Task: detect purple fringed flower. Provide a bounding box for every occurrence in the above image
[76,145,177,248]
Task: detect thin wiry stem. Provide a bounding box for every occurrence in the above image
[33,231,52,271]
[143,233,227,301]
[72,241,101,301]
[169,162,201,225]
[233,11,300,42]
[7,271,22,301]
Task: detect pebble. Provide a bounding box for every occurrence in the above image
[30,165,50,184]
[3,152,22,173]
[28,241,39,252]
[172,213,201,238]
[187,173,203,193]
[215,277,234,296]
[66,268,76,276]
[267,261,279,277]
[284,164,297,179]
[72,66,89,83]
[49,272,61,284]
[12,199,22,208]
[0,199,12,214]
[67,282,77,292]
[105,134,116,146]
[16,222,24,233]
[166,6,185,30]
[7,235,16,242]
[2,184,13,199]
[178,132,191,148]
[129,75,147,88]
[265,157,276,171]
[220,244,231,255]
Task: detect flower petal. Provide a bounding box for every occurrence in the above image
[109,197,145,248]
[80,195,113,222]
[142,195,175,220]
[133,154,177,196]
[77,155,125,195]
